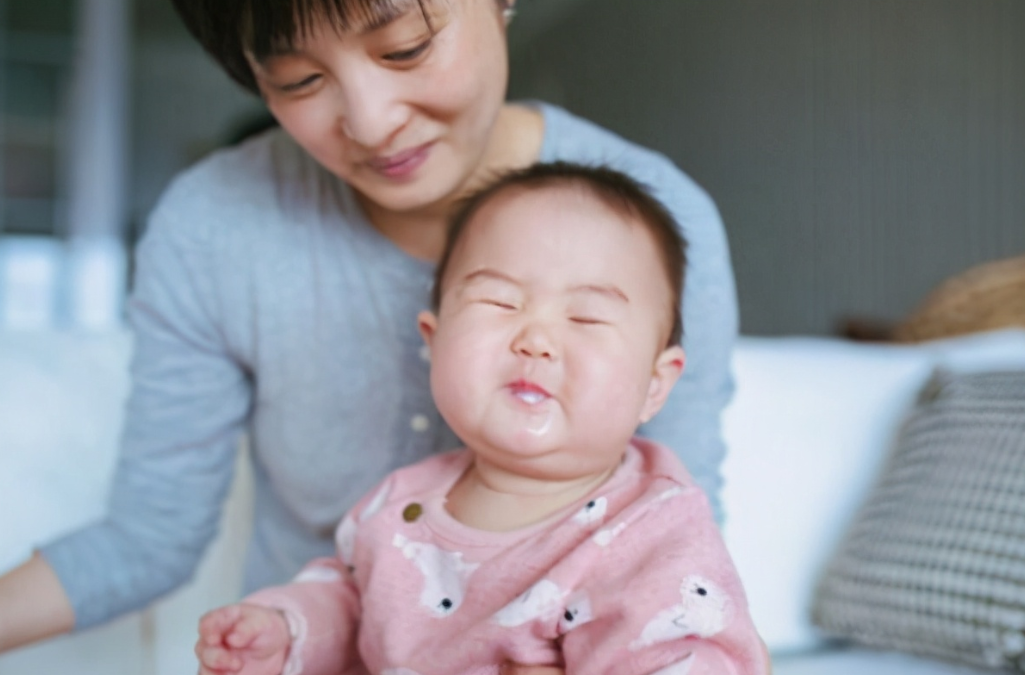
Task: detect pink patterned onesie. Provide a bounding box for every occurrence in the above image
[247,437,766,675]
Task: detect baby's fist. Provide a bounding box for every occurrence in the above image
[196,603,291,675]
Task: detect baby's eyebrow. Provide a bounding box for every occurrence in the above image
[455,271,628,303]
[458,269,521,287]
[569,284,629,303]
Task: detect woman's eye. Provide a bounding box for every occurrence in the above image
[279,74,321,92]
[383,40,431,63]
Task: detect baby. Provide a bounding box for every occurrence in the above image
[196,162,767,675]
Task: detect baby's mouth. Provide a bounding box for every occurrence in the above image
[515,390,547,405]
[508,380,551,405]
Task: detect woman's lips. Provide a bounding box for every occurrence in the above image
[366,142,433,179]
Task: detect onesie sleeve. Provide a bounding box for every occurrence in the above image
[243,474,396,675]
[559,483,766,675]
[245,557,362,675]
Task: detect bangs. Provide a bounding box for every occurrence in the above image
[246,0,429,60]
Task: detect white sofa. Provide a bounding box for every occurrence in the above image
[2,327,1025,674]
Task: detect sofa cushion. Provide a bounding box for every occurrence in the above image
[0,328,132,573]
[721,329,1025,655]
[721,337,934,653]
[811,369,1025,671]
[773,646,993,675]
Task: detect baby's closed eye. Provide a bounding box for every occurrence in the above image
[568,316,608,325]
[480,298,518,310]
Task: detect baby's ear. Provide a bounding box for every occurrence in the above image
[639,345,686,424]
[417,310,438,347]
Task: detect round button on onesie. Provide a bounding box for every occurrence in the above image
[403,503,423,522]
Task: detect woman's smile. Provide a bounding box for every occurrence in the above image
[366,141,435,179]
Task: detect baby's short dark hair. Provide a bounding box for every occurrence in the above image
[432,162,688,347]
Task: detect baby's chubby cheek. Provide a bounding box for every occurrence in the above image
[585,366,650,420]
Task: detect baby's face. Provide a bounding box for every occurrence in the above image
[419,186,685,482]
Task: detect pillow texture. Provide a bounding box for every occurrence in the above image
[721,337,936,653]
[721,330,1025,655]
[811,369,1025,671]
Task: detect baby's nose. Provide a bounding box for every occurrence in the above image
[511,322,557,360]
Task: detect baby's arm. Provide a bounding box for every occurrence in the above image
[196,557,360,675]
[561,483,767,675]
[242,557,362,675]
[196,603,291,675]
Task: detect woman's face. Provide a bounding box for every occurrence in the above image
[247,0,511,215]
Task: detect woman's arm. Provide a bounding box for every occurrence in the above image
[16,177,251,637]
[639,161,738,524]
[0,553,74,651]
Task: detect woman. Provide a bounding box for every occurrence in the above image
[0,0,737,657]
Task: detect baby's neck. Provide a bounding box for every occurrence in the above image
[445,459,617,532]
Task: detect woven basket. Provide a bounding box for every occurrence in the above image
[893,254,1025,343]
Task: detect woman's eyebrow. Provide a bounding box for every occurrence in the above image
[357,0,438,34]
[256,3,420,60]
[359,5,409,32]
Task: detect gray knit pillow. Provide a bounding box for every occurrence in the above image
[812,370,1025,671]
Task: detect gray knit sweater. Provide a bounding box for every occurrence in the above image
[41,102,738,629]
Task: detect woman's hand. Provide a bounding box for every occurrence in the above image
[196,603,291,675]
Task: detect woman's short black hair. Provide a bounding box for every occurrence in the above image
[170,0,432,94]
[432,161,689,347]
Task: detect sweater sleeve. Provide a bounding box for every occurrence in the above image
[636,159,738,525]
[245,557,362,675]
[38,184,252,629]
[560,484,765,675]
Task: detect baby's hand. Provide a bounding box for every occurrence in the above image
[504,667,565,675]
[196,603,291,675]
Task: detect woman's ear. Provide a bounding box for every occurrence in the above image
[417,310,438,348]
[639,345,686,424]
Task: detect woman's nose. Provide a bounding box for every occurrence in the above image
[337,71,409,150]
